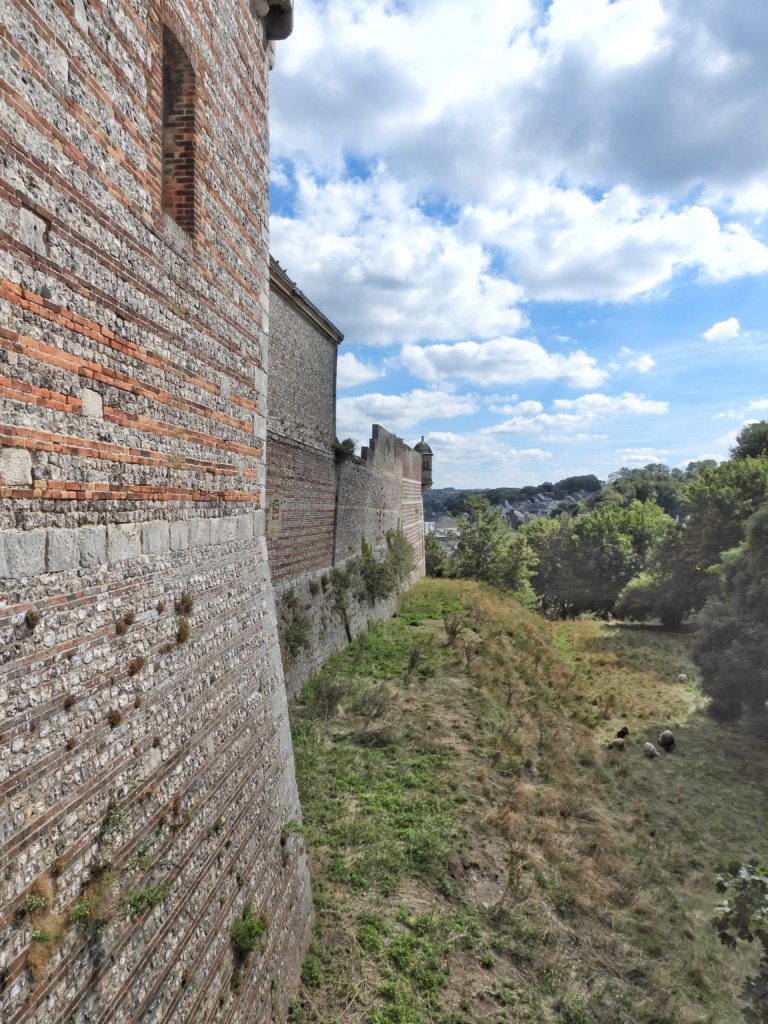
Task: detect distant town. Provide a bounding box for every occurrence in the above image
[424,475,603,552]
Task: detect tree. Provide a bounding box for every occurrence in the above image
[732,420,768,461]
[453,497,509,584]
[694,503,768,721]
[425,533,450,578]
[712,861,768,1021]
[452,497,534,596]
[524,501,675,616]
[678,457,768,610]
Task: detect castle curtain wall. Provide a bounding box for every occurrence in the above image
[0,3,310,1021]
[265,270,426,696]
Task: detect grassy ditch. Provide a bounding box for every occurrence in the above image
[289,579,768,1024]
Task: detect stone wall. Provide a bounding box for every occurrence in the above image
[265,264,426,700]
[274,432,426,697]
[0,3,310,1023]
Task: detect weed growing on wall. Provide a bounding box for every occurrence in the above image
[230,904,268,990]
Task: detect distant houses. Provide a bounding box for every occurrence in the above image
[425,488,601,550]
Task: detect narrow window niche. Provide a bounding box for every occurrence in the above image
[162,27,196,237]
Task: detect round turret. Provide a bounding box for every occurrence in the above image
[414,437,433,492]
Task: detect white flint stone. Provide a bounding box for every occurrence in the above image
[189,519,210,548]
[74,0,88,30]
[5,530,46,578]
[142,520,170,555]
[237,515,254,541]
[170,520,189,550]
[18,208,47,256]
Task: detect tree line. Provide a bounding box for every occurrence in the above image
[426,421,768,722]
[423,474,602,517]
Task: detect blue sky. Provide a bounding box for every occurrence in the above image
[268,0,768,488]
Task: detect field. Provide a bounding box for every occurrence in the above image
[288,579,768,1024]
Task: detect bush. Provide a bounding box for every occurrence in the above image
[230,903,268,964]
[333,437,356,462]
[284,612,311,657]
[694,504,768,720]
[425,534,450,578]
[615,572,685,628]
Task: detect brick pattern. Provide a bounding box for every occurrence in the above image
[0,2,310,1022]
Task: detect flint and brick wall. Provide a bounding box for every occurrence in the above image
[0,3,310,1023]
[266,274,426,696]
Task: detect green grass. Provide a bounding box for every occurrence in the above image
[289,579,768,1024]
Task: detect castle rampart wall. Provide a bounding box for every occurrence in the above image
[0,2,309,1021]
[265,272,426,696]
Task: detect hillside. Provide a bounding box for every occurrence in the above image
[288,579,768,1024]
[424,476,602,517]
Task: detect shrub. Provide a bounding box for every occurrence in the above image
[284,612,311,657]
[333,437,356,462]
[614,572,685,628]
[107,709,122,729]
[175,590,195,616]
[24,609,41,631]
[176,617,190,644]
[230,903,268,965]
[119,883,172,920]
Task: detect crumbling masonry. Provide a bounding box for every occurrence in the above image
[0,1,424,1021]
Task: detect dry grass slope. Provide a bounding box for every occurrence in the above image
[289,579,768,1024]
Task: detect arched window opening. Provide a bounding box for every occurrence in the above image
[162,27,196,236]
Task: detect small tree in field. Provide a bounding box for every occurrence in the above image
[452,498,533,596]
[425,533,450,577]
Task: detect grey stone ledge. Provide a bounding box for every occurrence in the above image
[0,514,264,579]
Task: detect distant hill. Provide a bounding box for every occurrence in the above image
[424,474,602,517]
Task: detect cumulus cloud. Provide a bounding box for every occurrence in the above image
[423,431,554,488]
[617,447,670,464]
[270,2,768,345]
[487,392,669,435]
[463,186,768,302]
[715,397,768,420]
[703,316,741,341]
[271,172,526,345]
[336,388,477,439]
[337,352,383,389]
[616,347,657,374]
[401,337,607,389]
[273,0,768,205]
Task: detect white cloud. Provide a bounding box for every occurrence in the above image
[487,391,669,435]
[614,347,656,374]
[703,316,741,341]
[627,353,656,373]
[714,397,768,420]
[271,171,526,346]
[272,0,768,320]
[336,388,477,439]
[337,352,383,389]
[423,430,553,488]
[616,447,670,464]
[401,337,607,389]
[463,185,768,303]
